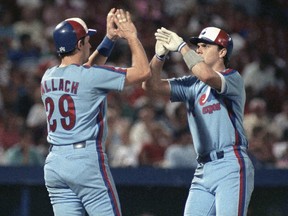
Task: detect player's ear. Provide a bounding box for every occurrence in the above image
[219,47,227,58]
[76,37,85,50]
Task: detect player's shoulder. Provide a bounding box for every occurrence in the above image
[78,64,127,75]
[42,65,58,78]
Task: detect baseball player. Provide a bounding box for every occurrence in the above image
[41,9,150,216]
[143,27,254,216]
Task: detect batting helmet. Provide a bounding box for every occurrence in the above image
[53,18,97,54]
[189,27,233,60]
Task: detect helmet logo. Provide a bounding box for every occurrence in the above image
[59,47,66,52]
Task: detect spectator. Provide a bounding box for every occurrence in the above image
[138,123,171,167]
[0,110,22,150]
[4,127,45,166]
[242,53,285,97]
[0,7,17,51]
[26,86,47,148]
[129,103,158,155]
[163,127,197,169]
[273,129,288,169]
[164,102,189,135]
[271,100,288,139]
[243,98,271,140]
[0,0,287,172]
[109,119,138,168]
[7,33,41,76]
[0,41,12,88]
[106,104,135,167]
[248,125,276,168]
[13,5,44,48]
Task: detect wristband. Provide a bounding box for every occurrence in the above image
[177,42,187,52]
[96,36,115,57]
[156,54,167,61]
[183,49,204,70]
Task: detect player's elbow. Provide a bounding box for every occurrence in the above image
[125,67,151,86]
[137,67,151,82]
[142,67,152,80]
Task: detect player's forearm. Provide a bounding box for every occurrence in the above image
[142,55,169,96]
[85,50,108,66]
[192,62,222,90]
[85,35,116,66]
[180,45,222,90]
[125,37,151,85]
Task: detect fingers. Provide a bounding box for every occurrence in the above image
[126,11,131,23]
[115,9,128,24]
[160,27,174,35]
[107,8,116,22]
[108,8,116,16]
[113,9,137,39]
[155,32,170,43]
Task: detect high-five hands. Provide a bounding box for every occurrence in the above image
[113,9,137,40]
[155,40,169,61]
[155,27,186,52]
[106,8,118,40]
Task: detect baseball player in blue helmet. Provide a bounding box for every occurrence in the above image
[143,26,254,216]
[41,8,150,216]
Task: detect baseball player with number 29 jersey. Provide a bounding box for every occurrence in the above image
[41,9,150,216]
[144,27,254,215]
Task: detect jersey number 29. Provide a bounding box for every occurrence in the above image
[45,94,76,132]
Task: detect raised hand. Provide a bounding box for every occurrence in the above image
[155,40,169,56]
[155,27,186,52]
[113,9,137,40]
[106,8,118,40]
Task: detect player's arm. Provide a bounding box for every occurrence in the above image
[114,9,151,86]
[142,41,171,96]
[180,45,222,91]
[155,27,222,92]
[85,8,118,66]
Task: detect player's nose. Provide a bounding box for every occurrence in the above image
[196,47,202,55]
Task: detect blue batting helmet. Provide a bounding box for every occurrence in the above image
[190,27,233,60]
[53,18,97,54]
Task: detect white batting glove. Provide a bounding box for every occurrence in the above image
[155,40,169,61]
[155,27,186,52]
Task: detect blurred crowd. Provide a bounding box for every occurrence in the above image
[0,0,288,169]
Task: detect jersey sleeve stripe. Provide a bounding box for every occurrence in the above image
[95,65,127,75]
[221,68,237,76]
[73,64,127,75]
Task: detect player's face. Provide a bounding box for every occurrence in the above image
[196,43,222,66]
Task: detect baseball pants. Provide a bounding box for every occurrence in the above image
[184,146,254,216]
[44,140,122,216]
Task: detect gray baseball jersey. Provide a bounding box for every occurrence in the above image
[169,68,254,216]
[41,64,125,216]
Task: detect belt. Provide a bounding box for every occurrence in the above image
[73,142,86,149]
[49,142,86,151]
[197,150,224,164]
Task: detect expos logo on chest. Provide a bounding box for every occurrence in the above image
[199,87,221,114]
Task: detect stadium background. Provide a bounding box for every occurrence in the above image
[0,0,288,215]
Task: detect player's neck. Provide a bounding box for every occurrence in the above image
[212,62,226,73]
[59,55,82,67]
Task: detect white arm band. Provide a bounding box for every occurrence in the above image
[215,71,226,94]
[183,50,204,70]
